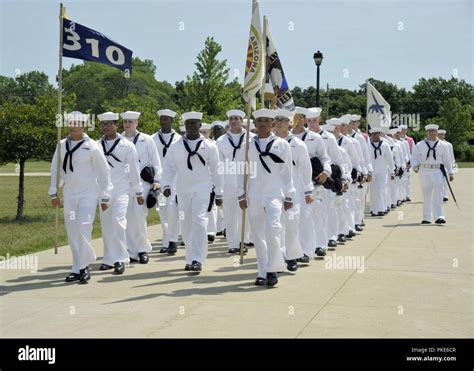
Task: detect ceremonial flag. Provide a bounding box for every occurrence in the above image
[264,17,295,110]
[366,81,391,128]
[62,18,133,72]
[243,0,265,109]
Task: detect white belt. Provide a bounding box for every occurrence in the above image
[421,164,440,169]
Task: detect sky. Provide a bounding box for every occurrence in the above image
[0,0,472,91]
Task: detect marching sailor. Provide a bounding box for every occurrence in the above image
[49,112,113,284]
[368,128,395,216]
[97,112,143,275]
[238,109,294,287]
[437,129,456,202]
[216,110,253,254]
[151,109,181,255]
[162,112,223,272]
[274,108,313,270]
[122,111,162,264]
[399,124,413,202]
[291,107,331,260]
[411,124,454,224]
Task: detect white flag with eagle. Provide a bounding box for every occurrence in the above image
[243,0,265,109]
[366,81,391,129]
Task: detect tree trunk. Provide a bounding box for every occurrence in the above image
[15,158,25,221]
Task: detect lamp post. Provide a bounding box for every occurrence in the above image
[313,50,323,107]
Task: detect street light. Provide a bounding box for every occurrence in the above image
[313,50,323,107]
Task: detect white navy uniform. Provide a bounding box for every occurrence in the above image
[123,131,162,259]
[98,135,143,266]
[281,134,313,260]
[162,135,223,266]
[369,139,395,213]
[49,134,113,274]
[237,133,295,278]
[216,129,254,250]
[411,139,453,221]
[151,129,181,248]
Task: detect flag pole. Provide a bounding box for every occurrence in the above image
[54,3,64,255]
[259,15,267,108]
[239,103,253,265]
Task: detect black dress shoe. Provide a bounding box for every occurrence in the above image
[216,230,223,236]
[113,262,125,275]
[397,200,402,206]
[370,212,377,217]
[180,241,185,246]
[138,252,149,264]
[443,197,449,202]
[406,197,411,202]
[265,272,278,287]
[65,272,80,282]
[222,229,226,238]
[377,212,384,216]
[315,247,326,257]
[167,242,177,255]
[337,234,346,243]
[207,234,215,243]
[435,218,446,224]
[254,277,266,286]
[346,230,356,238]
[421,220,431,224]
[286,260,298,272]
[99,264,113,271]
[191,260,202,272]
[78,267,90,284]
[228,248,239,254]
[247,242,254,247]
[355,225,363,232]
[296,254,310,263]
[390,204,396,209]
[129,257,138,263]
[184,264,193,271]
[328,240,337,248]
[159,247,168,253]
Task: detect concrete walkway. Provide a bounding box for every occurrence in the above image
[1,170,472,338]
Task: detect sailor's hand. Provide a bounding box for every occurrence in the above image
[51,198,60,208]
[305,195,314,204]
[239,198,247,210]
[100,202,109,212]
[163,189,171,197]
[316,172,328,184]
[366,174,372,182]
[137,196,145,205]
[153,183,161,191]
[284,201,293,211]
[449,175,454,182]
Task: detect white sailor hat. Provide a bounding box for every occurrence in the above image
[200,123,212,130]
[211,121,225,128]
[438,129,446,134]
[306,107,322,119]
[157,109,177,118]
[275,109,293,119]
[399,124,408,129]
[349,114,361,121]
[424,124,439,131]
[369,127,383,134]
[326,118,342,126]
[120,111,141,120]
[325,125,335,132]
[253,109,277,120]
[97,112,119,122]
[339,115,351,125]
[226,109,246,119]
[294,107,309,116]
[387,128,400,135]
[182,111,203,121]
[66,111,89,123]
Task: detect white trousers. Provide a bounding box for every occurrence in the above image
[312,187,328,251]
[100,192,130,266]
[223,195,250,250]
[419,169,445,221]
[63,195,98,273]
[157,192,179,247]
[207,204,217,235]
[326,190,339,241]
[370,172,388,213]
[354,184,366,225]
[179,192,209,265]
[247,195,286,278]
[126,186,152,259]
[403,169,411,198]
[281,193,304,261]
[216,205,225,233]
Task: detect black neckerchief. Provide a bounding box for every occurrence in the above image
[158,131,175,158]
[424,140,439,160]
[227,132,245,161]
[370,141,383,159]
[254,136,284,173]
[63,138,85,173]
[101,137,122,168]
[183,138,206,170]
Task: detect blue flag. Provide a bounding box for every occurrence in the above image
[62,18,133,72]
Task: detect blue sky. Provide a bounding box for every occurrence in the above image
[0,0,472,91]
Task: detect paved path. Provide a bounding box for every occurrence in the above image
[1,170,472,338]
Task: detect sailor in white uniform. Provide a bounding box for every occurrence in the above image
[49,112,112,284]
[162,112,223,272]
[151,109,181,254]
[238,109,294,287]
[122,111,162,264]
[216,110,254,254]
[411,124,454,224]
[97,112,143,275]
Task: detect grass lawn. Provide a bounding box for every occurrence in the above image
[0,176,160,257]
[457,162,474,168]
[0,160,51,173]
